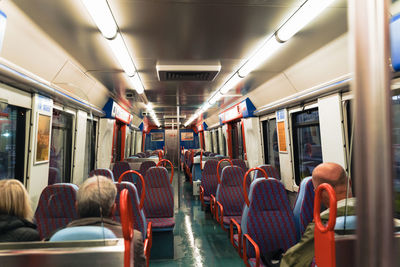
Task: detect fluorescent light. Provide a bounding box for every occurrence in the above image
[129,74,145,94]
[147,103,153,111]
[276,0,335,42]
[220,73,244,94]
[238,37,283,77]
[107,33,136,76]
[201,102,211,112]
[209,91,223,105]
[81,0,117,39]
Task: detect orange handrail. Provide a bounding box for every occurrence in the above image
[200,150,203,170]
[156,159,174,184]
[120,189,134,267]
[217,158,234,184]
[314,183,337,267]
[243,167,268,206]
[118,170,146,210]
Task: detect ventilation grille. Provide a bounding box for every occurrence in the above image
[157,64,221,81]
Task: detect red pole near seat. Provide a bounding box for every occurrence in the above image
[314,183,337,267]
[120,189,134,267]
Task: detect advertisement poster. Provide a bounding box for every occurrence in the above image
[35,114,51,163]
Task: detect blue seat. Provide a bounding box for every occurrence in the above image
[192,157,202,182]
[254,164,280,180]
[293,176,315,239]
[50,226,116,241]
[232,159,248,172]
[89,168,115,181]
[241,178,297,266]
[335,215,357,231]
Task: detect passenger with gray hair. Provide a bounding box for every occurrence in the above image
[55,176,146,267]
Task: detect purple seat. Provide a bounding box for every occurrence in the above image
[34,183,79,239]
[89,168,115,181]
[200,160,219,205]
[143,167,174,231]
[232,159,248,172]
[139,161,156,177]
[113,161,135,183]
[114,182,147,240]
[293,176,315,239]
[215,166,248,229]
[48,167,61,185]
[241,178,297,266]
[254,164,280,180]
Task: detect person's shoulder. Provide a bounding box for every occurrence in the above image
[9,226,40,242]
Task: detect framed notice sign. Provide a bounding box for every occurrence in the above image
[151,132,164,141]
[35,113,51,164]
[181,132,194,141]
[276,109,287,152]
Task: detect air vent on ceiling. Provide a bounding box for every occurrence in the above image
[157,64,221,81]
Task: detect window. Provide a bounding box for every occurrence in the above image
[0,105,26,182]
[230,121,245,159]
[392,94,400,218]
[213,130,219,154]
[49,109,73,183]
[292,108,323,185]
[219,128,226,156]
[84,120,97,178]
[262,118,280,171]
[112,121,124,162]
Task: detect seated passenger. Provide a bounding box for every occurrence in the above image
[56,176,145,267]
[280,162,354,267]
[0,179,40,242]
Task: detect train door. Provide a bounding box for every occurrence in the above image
[291,108,323,185]
[0,104,26,183]
[218,127,226,156]
[112,120,126,162]
[49,109,73,184]
[165,129,178,166]
[228,120,245,159]
[84,119,97,178]
[261,118,280,170]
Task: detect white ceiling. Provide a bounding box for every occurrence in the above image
[12,0,347,123]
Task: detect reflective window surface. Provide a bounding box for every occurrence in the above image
[49,110,73,184]
[292,108,323,185]
[392,95,400,218]
[84,120,97,178]
[0,105,25,182]
[262,119,280,171]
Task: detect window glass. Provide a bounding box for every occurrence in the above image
[49,110,73,183]
[392,94,400,218]
[262,119,280,171]
[84,120,97,178]
[0,105,26,182]
[292,108,323,185]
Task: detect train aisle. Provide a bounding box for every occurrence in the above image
[151,169,243,267]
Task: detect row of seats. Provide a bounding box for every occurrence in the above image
[197,157,315,266]
[35,163,176,266]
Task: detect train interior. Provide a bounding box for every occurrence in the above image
[0,0,400,266]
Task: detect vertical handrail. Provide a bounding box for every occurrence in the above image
[120,189,134,267]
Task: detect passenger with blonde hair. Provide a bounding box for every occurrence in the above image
[0,179,40,242]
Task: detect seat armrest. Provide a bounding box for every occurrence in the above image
[210,194,216,217]
[216,201,224,225]
[144,238,150,267]
[230,218,242,253]
[147,222,152,249]
[199,185,204,206]
[243,234,260,267]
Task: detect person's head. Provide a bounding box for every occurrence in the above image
[0,179,33,221]
[76,176,117,218]
[312,162,352,206]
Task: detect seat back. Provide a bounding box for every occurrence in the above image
[200,159,219,198]
[113,162,134,183]
[232,159,248,171]
[242,178,297,258]
[48,167,61,185]
[143,167,174,218]
[293,176,315,239]
[254,164,280,180]
[50,226,116,241]
[89,168,115,181]
[139,161,156,177]
[216,166,247,216]
[34,183,79,239]
[114,182,147,240]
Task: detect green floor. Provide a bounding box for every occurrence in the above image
[150,170,244,267]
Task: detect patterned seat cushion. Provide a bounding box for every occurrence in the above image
[249,258,266,267]
[89,168,114,181]
[112,162,132,182]
[232,159,248,172]
[293,177,315,239]
[34,184,78,239]
[201,160,219,198]
[147,217,175,229]
[254,165,280,180]
[139,161,156,177]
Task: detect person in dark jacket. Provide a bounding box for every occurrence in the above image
[0,179,40,242]
[56,176,146,267]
